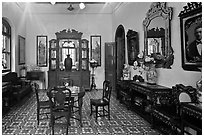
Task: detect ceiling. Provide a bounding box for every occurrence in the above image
[16,2,122,14]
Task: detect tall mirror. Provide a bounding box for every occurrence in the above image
[143,2,174,68]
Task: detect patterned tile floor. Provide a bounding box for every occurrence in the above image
[2,89,161,135]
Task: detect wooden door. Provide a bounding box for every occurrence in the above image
[105,42,116,92]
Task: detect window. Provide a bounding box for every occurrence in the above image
[2,18,11,72]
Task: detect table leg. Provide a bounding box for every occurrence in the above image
[78,96,83,126]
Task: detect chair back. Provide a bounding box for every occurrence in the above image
[48,87,72,111]
[102,80,112,103]
[172,84,199,104]
[32,82,40,105]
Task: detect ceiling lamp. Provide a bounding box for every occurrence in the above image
[67,4,74,11]
[50,2,56,5]
[79,3,85,9]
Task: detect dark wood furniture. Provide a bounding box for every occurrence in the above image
[27,71,45,89]
[48,29,90,89]
[116,80,132,109]
[2,72,32,115]
[32,82,50,125]
[90,80,112,121]
[48,87,72,135]
[105,42,116,92]
[181,103,202,135]
[117,80,171,123]
[151,84,199,134]
[47,86,85,126]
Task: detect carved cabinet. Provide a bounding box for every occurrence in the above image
[48,29,90,89]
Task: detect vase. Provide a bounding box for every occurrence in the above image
[146,64,157,85]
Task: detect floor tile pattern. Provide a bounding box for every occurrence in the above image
[2,90,161,135]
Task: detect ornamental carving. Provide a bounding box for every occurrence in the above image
[55,29,83,39]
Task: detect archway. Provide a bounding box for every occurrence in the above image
[115,25,125,81]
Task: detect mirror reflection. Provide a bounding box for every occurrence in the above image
[147,17,165,56]
[59,39,79,70]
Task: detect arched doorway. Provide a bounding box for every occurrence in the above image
[115,25,125,82]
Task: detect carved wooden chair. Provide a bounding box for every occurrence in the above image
[59,77,84,126]
[32,82,50,125]
[90,80,112,121]
[47,87,72,135]
[151,84,199,134]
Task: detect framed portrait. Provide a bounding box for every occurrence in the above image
[37,35,48,67]
[90,35,101,66]
[179,2,202,71]
[18,35,25,65]
[127,30,139,65]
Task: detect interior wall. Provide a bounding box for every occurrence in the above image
[112,2,202,88]
[2,3,26,74]
[25,13,112,89]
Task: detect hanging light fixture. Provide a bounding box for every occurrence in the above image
[67,4,74,11]
[50,2,56,5]
[79,2,85,9]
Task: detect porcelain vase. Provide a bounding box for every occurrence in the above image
[146,64,157,85]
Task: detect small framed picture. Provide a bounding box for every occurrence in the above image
[18,35,25,65]
[90,35,101,66]
[37,35,48,67]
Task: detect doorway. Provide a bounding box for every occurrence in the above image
[105,25,125,95]
[115,25,125,82]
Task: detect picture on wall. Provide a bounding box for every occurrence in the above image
[37,35,48,67]
[18,35,25,65]
[179,2,202,71]
[90,35,101,66]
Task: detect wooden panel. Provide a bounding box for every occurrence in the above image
[49,71,90,89]
[105,42,116,92]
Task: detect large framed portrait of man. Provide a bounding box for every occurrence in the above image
[179,2,202,71]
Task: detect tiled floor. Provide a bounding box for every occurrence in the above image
[2,89,161,135]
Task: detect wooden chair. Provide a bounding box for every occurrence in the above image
[90,80,112,121]
[32,82,50,125]
[47,87,72,135]
[59,77,84,126]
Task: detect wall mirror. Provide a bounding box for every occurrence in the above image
[59,39,79,70]
[143,2,174,68]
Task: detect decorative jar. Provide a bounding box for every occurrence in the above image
[146,63,157,85]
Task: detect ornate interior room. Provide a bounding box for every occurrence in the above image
[2,1,202,135]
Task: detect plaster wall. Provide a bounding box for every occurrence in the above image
[25,13,112,88]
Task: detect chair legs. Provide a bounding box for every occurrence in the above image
[90,104,110,121]
[95,106,98,121]
[90,104,93,116]
[37,108,40,125]
[108,105,110,120]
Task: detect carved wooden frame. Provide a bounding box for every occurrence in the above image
[126,29,139,66]
[18,35,25,65]
[90,35,101,66]
[179,2,202,71]
[37,35,48,67]
[143,2,174,68]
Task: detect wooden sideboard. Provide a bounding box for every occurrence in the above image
[181,103,202,135]
[117,80,171,122]
[48,70,90,89]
